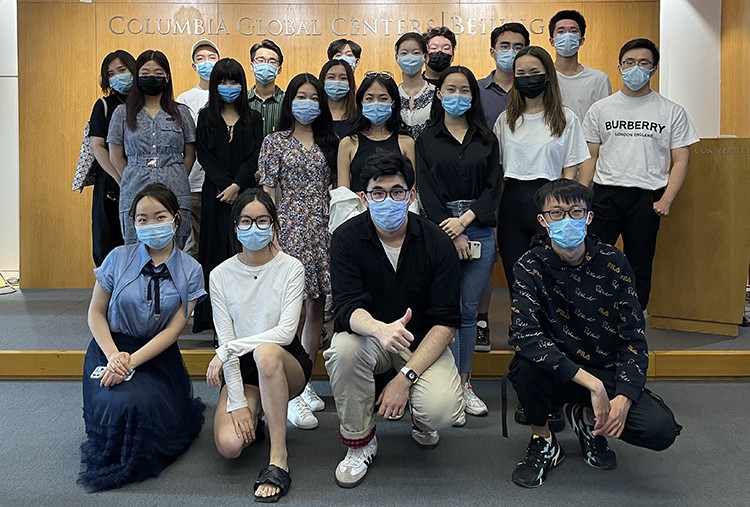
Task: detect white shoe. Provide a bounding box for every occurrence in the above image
[301,383,325,412]
[411,424,440,449]
[335,437,378,488]
[453,411,466,427]
[287,396,318,429]
[462,382,488,416]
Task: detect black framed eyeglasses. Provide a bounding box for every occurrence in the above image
[542,208,587,221]
[364,71,394,80]
[366,188,409,202]
[236,215,273,230]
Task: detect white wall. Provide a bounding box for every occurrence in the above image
[660,0,722,137]
[0,0,19,276]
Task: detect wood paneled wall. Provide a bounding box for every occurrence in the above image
[19,0,659,287]
[721,0,750,137]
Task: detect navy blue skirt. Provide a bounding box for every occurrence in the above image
[78,333,205,492]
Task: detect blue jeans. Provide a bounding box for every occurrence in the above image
[449,223,495,375]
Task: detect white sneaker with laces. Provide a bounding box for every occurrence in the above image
[335,437,378,488]
[411,424,440,448]
[301,382,325,412]
[462,382,488,416]
[287,396,318,429]
[453,411,466,427]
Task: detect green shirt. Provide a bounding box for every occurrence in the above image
[248,85,285,137]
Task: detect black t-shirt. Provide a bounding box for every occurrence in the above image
[88,93,127,148]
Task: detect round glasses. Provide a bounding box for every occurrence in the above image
[542,208,587,221]
[366,188,409,202]
[236,215,273,230]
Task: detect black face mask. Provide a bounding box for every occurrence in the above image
[427,51,452,73]
[514,75,547,99]
[138,75,168,96]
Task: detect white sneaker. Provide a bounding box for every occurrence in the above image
[453,411,466,427]
[411,424,440,449]
[462,382,488,416]
[287,396,318,429]
[335,437,378,488]
[301,383,325,412]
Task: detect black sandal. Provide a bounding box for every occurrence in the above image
[254,464,291,503]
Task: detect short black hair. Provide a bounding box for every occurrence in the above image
[619,38,660,67]
[327,38,362,59]
[395,32,427,54]
[230,188,280,254]
[360,150,415,191]
[423,27,457,50]
[129,182,181,227]
[549,10,587,37]
[490,22,531,48]
[250,39,284,66]
[534,179,593,212]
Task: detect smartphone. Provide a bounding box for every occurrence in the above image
[469,241,482,259]
[123,369,136,382]
[90,366,106,379]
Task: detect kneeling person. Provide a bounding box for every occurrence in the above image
[508,178,682,488]
[324,151,464,488]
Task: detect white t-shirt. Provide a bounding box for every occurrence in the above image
[380,240,401,270]
[583,90,700,190]
[557,65,612,122]
[210,252,305,412]
[176,86,209,192]
[494,107,590,181]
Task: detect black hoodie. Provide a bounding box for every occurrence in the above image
[509,234,648,402]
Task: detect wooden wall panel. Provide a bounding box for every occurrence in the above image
[721,0,750,137]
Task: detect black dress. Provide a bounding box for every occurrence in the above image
[194,108,263,332]
[348,132,400,192]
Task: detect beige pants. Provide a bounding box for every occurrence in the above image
[323,331,464,441]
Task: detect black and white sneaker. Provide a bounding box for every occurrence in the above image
[564,403,617,470]
[512,433,565,488]
[474,320,491,352]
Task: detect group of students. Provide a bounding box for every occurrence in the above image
[79,8,694,502]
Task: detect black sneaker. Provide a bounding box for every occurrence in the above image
[514,405,566,433]
[474,321,491,352]
[512,433,565,488]
[564,403,617,470]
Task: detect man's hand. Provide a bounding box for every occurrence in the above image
[376,309,414,353]
[589,382,611,433]
[653,197,672,217]
[594,395,632,438]
[376,375,410,420]
[453,234,471,260]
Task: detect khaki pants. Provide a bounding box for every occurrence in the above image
[323,331,464,441]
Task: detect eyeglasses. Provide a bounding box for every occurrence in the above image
[542,208,587,221]
[620,59,653,69]
[236,215,273,230]
[496,42,525,52]
[366,188,409,202]
[253,56,279,66]
[364,71,394,80]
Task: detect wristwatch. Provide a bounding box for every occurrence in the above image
[400,366,419,385]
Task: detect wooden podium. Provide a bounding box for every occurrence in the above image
[649,138,750,336]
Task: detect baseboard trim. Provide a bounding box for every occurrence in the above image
[1,349,748,380]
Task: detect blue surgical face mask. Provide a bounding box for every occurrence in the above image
[336,55,357,70]
[397,54,424,75]
[236,224,273,251]
[136,220,175,250]
[217,84,242,103]
[554,33,580,58]
[442,94,472,117]
[494,49,517,73]
[253,63,278,85]
[109,72,133,95]
[362,102,392,126]
[368,197,409,232]
[324,80,350,101]
[291,99,321,125]
[545,217,587,250]
[621,65,652,91]
[196,61,215,81]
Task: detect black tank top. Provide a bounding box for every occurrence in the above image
[349,132,400,192]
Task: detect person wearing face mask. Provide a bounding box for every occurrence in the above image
[394,32,435,140]
[422,27,457,86]
[417,66,500,425]
[79,183,206,492]
[319,59,358,139]
[248,39,286,137]
[324,151,464,488]
[205,188,312,503]
[108,50,197,249]
[193,59,263,333]
[176,39,220,260]
[88,50,136,267]
[548,10,611,122]
[579,38,699,311]
[258,73,339,431]
[337,72,415,193]
[505,178,681,489]
[327,38,363,72]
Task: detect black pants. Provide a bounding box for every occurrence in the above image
[588,184,664,310]
[91,167,123,267]
[508,355,681,451]
[498,179,547,289]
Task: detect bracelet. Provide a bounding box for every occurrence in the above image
[457,217,467,228]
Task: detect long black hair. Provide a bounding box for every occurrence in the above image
[126,50,182,131]
[99,50,136,95]
[230,188,280,254]
[349,73,406,137]
[428,66,494,144]
[278,73,338,174]
[204,58,252,131]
